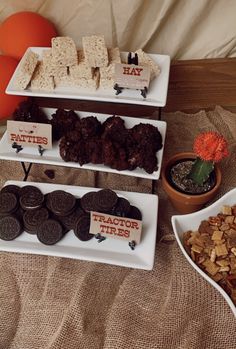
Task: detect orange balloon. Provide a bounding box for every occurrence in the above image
[0,11,57,60]
[0,55,27,120]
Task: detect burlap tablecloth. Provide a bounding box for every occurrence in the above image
[0,106,236,349]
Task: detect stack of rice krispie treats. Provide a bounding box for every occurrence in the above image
[14,35,160,91]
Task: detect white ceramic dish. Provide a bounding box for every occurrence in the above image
[6,47,170,107]
[171,188,236,317]
[0,180,158,270]
[0,108,166,180]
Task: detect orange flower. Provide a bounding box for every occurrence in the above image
[193,132,229,162]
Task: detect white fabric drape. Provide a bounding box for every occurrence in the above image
[0,0,235,59]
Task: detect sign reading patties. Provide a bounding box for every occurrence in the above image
[114,63,150,90]
[7,121,52,149]
[90,211,142,244]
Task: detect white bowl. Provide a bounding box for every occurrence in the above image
[171,188,236,318]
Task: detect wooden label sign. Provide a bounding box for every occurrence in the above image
[90,211,142,244]
[7,120,52,149]
[114,63,150,90]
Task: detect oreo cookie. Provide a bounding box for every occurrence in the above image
[94,189,118,213]
[19,185,41,197]
[37,219,64,245]
[112,197,131,217]
[0,215,23,240]
[19,186,44,210]
[14,206,25,224]
[74,213,94,241]
[23,207,49,234]
[1,184,20,197]
[14,205,25,222]
[80,192,98,212]
[58,199,84,230]
[46,190,76,216]
[0,192,18,216]
[127,205,142,220]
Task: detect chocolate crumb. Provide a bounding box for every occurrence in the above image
[44,169,55,179]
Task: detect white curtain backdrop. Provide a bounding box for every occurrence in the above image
[0,0,235,59]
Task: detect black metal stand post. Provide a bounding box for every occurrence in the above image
[158,106,162,120]
[151,107,162,194]
[21,162,33,181]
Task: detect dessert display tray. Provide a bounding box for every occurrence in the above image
[0,181,158,270]
[0,108,167,180]
[6,47,171,107]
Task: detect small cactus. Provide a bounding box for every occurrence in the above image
[188,132,229,186]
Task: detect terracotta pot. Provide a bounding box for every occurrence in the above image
[161,152,222,214]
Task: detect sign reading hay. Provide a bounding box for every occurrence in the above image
[114,63,150,94]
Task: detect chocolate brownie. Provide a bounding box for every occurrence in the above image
[129,123,163,152]
[57,112,163,174]
[0,215,23,240]
[0,192,18,216]
[50,108,79,141]
[37,219,64,245]
[74,213,94,241]
[101,116,128,146]
[86,137,103,164]
[13,99,49,124]
[80,116,102,139]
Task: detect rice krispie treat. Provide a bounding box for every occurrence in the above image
[30,62,54,91]
[82,35,108,68]
[51,36,78,67]
[14,49,39,90]
[69,50,95,80]
[42,49,68,78]
[99,47,121,88]
[135,49,161,80]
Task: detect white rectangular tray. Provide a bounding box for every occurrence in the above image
[0,181,158,270]
[0,108,167,180]
[6,47,170,107]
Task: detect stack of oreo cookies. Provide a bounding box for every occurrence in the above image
[80,189,142,220]
[78,188,142,241]
[0,185,23,241]
[0,185,142,246]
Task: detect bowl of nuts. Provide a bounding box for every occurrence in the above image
[171,188,236,317]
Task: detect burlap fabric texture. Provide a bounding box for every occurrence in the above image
[0,106,236,349]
